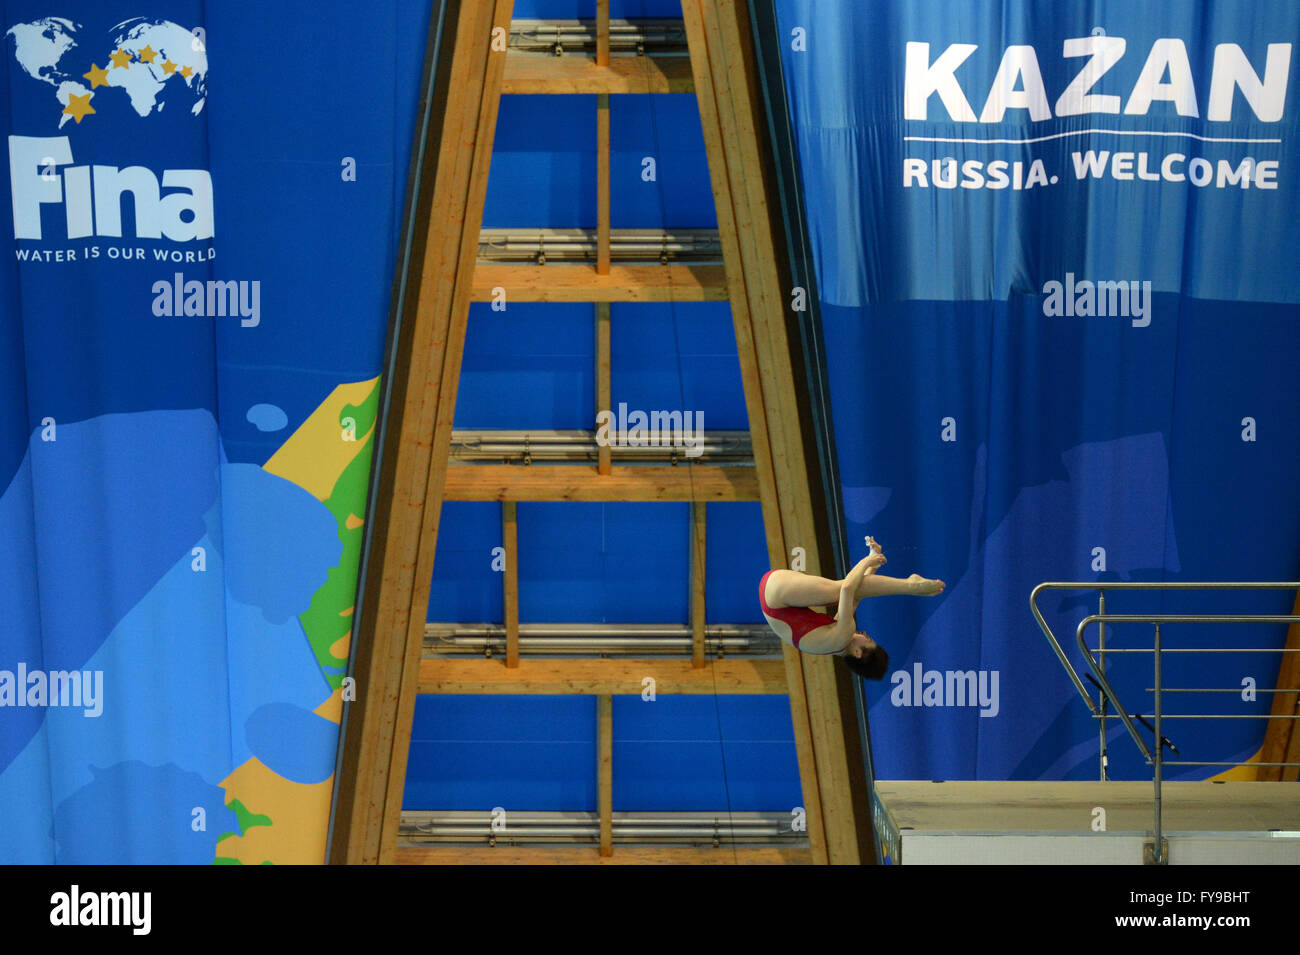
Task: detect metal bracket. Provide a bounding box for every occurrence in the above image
[1143,838,1169,865]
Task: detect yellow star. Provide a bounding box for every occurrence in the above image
[83,63,110,88]
[63,93,95,124]
[161,59,177,75]
[180,65,193,79]
[109,48,132,68]
[138,45,157,63]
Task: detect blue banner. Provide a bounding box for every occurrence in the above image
[0,0,429,862]
[777,0,1300,782]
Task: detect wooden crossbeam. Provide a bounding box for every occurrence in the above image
[418,657,787,694]
[500,54,695,94]
[471,264,728,302]
[396,846,812,865]
[442,464,759,501]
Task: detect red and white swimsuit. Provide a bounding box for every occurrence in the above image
[758,570,845,655]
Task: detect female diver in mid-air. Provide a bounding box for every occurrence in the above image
[759,537,944,680]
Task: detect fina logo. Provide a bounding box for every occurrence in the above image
[5,16,213,242]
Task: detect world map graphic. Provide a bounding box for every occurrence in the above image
[7,16,208,127]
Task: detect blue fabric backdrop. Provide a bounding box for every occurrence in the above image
[0,0,429,862]
[776,0,1300,782]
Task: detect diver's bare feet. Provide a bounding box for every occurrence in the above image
[908,573,945,596]
[853,552,886,577]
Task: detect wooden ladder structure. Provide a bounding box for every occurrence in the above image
[329,0,873,865]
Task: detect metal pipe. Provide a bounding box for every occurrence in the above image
[1145,687,1300,693]
[1077,614,1300,625]
[1162,760,1300,767]
[479,228,722,264]
[1153,623,1164,864]
[425,623,780,656]
[411,825,785,833]
[1087,647,1300,653]
[1075,617,1151,760]
[1095,714,1300,719]
[1031,583,1097,712]
[509,19,688,55]
[1098,589,1107,781]
[449,428,752,464]
[405,811,790,824]
[426,623,770,637]
[400,811,804,845]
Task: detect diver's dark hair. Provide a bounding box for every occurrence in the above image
[844,644,889,681]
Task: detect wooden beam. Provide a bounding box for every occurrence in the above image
[500,54,695,94]
[692,502,707,667]
[378,0,516,865]
[331,0,517,866]
[594,0,611,277]
[597,93,612,275]
[330,0,518,867]
[598,694,613,856]
[1259,588,1300,781]
[596,304,612,474]
[471,264,728,302]
[682,0,825,865]
[396,845,812,865]
[596,0,610,66]
[418,657,788,694]
[503,501,520,668]
[683,0,871,865]
[442,464,759,501]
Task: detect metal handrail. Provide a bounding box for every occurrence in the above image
[1031,581,1300,864]
[1031,582,1300,714]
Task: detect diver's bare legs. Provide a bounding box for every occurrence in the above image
[766,537,944,609]
[850,536,945,598]
[854,573,945,598]
[764,552,882,609]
